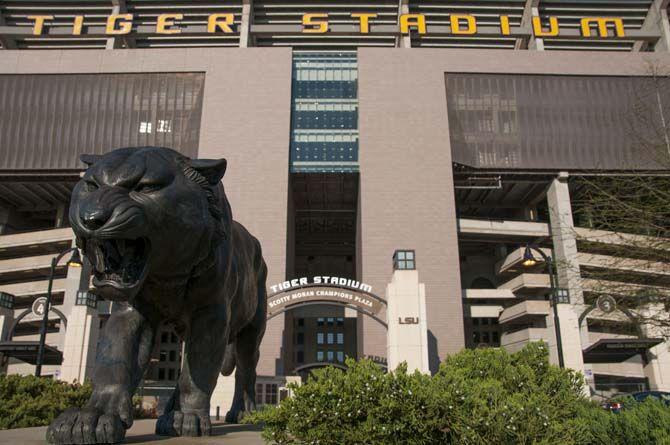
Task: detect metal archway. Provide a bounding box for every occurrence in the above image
[578,298,644,338]
[4,307,68,341]
[294,362,348,374]
[267,300,387,329]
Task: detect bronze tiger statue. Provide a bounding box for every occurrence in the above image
[47,147,267,444]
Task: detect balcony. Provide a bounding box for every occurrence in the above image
[458,218,549,239]
[462,289,516,300]
[498,273,550,297]
[495,246,552,276]
[500,327,547,353]
[499,300,550,325]
[577,253,670,277]
[0,228,73,259]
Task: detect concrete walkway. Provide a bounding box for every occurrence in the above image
[0,420,266,445]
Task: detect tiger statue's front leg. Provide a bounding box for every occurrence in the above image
[47,304,156,445]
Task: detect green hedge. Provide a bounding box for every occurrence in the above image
[0,374,92,429]
[245,343,670,445]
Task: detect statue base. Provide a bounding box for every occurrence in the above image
[0,419,263,445]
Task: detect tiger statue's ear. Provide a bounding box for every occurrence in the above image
[190,158,227,185]
[80,154,103,166]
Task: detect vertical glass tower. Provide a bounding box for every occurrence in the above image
[289,52,359,173]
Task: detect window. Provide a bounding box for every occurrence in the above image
[169,350,176,362]
[317,351,324,362]
[157,119,172,133]
[337,333,344,344]
[168,369,175,381]
[298,318,305,327]
[0,292,14,309]
[317,333,324,344]
[327,333,334,345]
[337,351,344,363]
[139,121,152,134]
[297,350,304,364]
[255,384,264,405]
[159,351,167,362]
[337,317,344,326]
[297,332,304,345]
[317,317,324,326]
[161,332,168,343]
[327,351,334,362]
[266,384,278,405]
[393,250,415,270]
[327,317,334,326]
[158,368,165,380]
[171,333,178,343]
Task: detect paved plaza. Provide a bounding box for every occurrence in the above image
[0,420,266,445]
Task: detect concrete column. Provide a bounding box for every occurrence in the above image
[655,0,670,52]
[59,248,97,383]
[546,173,588,377]
[210,373,236,418]
[386,270,429,373]
[633,0,670,52]
[0,294,14,374]
[59,292,99,383]
[516,0,539,50]
[239,0,253,48]
[397,0,411,48]
[641,304,670,391]
[528,7,545,51]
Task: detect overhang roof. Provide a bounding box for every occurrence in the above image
[582,338,663,364]
[0,341,63,365]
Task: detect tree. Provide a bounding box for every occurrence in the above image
[571,63,670,337]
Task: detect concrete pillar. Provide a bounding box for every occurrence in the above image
[386,270,429,373]
[0,293,15,374]
[641,304,670,391]
[239,0,253,48]
[59,253,97,383]
[546,173,588,378]
[210,373,236,418]
[397,0,411,48]
[59,291,99,383]
[528,6,545,51]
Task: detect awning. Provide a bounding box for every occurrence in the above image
[0,341,63,365]
[583,338,663,364]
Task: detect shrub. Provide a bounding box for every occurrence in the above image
[245,343,597,444]
[579,397,670,445]
[0,374,91,429]
[245,343,670,444]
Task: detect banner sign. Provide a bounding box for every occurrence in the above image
[7,14,629,40]
[267,276,384,317]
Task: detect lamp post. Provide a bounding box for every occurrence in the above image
[522,245,566,368]
[35,247,83,377]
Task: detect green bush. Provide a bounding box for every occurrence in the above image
[245,343,670,445]
[578,397,670,445]
[0,374,91,429]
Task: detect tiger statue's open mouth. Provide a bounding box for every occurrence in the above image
[85,237,151,292]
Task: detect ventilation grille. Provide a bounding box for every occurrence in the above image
[0,1,242,49]
[0,0,664,51]
[126,0,242,48]
[539,0,653,51]
[409,0,526,49]
[1,1,112,49]
[253,0,398,49]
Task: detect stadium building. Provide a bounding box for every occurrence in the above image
[0,0,670,410]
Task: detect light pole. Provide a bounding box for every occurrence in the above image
[35,247,83,377]
[522,245,567,369]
